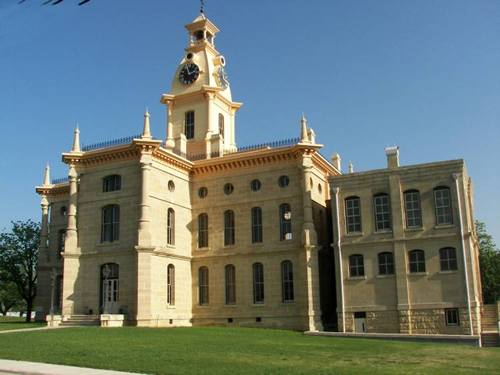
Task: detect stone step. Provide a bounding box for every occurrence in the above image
[60,321,100,327]
[481,333,499,347]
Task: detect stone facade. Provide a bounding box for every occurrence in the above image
[34,13,483,336]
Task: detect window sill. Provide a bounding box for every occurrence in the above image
[251,242,264,247]
[408,272,428,276]
[197,304,210,308]
[434,224,455,229]
[97,241,121,248]
[197,247,210,251]
[348,276,367,281]
[373,230,393,234]
[405,227,424,232]
[166,305,176,309]
[252,303,265,307]
[376,274,395,279]
[345,232,364,237]
[281,301,295,305]
[439,270,458,275]
[223,245,236,249]
[224,304,237,307]
[165,244,176,249]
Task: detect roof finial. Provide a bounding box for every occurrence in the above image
[348,161,354,174]
[71,125,81,152]
[300,113,310,143]
[142,109,152,139]
[200,0,205,14]
[43,163,51,186]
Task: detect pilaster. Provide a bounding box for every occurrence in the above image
[40,196,50,262]
[138,153,153,247]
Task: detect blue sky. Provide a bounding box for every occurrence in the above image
[0,0,499,243]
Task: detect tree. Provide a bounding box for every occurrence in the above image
[476,220,500,304]
[0,220,40,322]
[0,278,23,316]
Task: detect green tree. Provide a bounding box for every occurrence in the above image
[0,220,40,322]
[0,278,23,316]
[476,220,500,304]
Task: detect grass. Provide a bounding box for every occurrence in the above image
[0,316,44,331]
[0,326,498,374]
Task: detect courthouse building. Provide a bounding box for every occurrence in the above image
[35,13,483,335]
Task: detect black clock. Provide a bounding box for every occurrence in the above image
[179,63,200,85]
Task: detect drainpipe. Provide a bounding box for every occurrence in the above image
[453,173,473,337]
[333,187,345,333]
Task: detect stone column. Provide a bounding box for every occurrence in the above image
[40,196,50,262]
[65,165,78,251]
[205,93,213,158]
[138,153,152,247]
[331,186,346,332]
[165,104,175,150]
[301,155,323,331]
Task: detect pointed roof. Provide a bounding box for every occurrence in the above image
[141,109,152,139]
[43,163,51,186]
[71,126,81,153]
[185,13,220,34]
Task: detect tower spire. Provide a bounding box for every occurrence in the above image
[300,113,310,143]
[200,0,205,14]
[71,126,81,153]
[43,163,51,186]
[142,108,152,139]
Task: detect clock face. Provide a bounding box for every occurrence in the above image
[218,66,229,89]
[179,63,200,85]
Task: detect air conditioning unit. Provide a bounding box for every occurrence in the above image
[285,233,292,240]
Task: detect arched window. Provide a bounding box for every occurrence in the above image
[404,190,422,228]
[218,113,225,138]
[185,110,195,139]
[224,210,235,246]
[373,193,391,231]
[440,247,457,271]
[434,186,453,225]
[102,175,121,192]
[167,264,175,305]
[349,254,364,277]
[252,262,264,304]
[198,266,209,305]
[279,203,292,241]
[167,208,175,245]
[409,250,426,273]
[345,196,362,233]
[198,213,208,248]
[100,263,119,312]
[251,207,263,243]
[378,252,394,275]
[101,205,120,243]
[281,260,294,303]
[225,264,236,305]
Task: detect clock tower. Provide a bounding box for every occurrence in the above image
[161,12,242,158]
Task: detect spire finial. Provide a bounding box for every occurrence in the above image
[300,113,310,143]
[142,109,152,139]
[348,162,354,174]
[71,126,81,152]
[200,0,205,14]
[43,163,51,186]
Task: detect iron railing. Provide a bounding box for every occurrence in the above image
[81,134,141,152]
[52,177,69,184]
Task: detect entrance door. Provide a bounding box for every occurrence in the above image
[354,312,367,333]
[102,279,119,313]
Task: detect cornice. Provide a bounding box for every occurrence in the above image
[160,86,242,111]
[153,147,193,173]
[36,183,70,197]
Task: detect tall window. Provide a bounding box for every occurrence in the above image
[349,254,364,277]
[218,113,225,137]
[378,252,394,275]
[198,266,209,305]
[224,210,235,246]
[103,175,121,192]
[434,186,452,225]
[281,260,294,303]
[404,190,422,228]
[101,205,120,243]
[167,264,175,306]
[440,247,458,271]
[100,263,119,310]
[345,196,362,233]
[279,203,292,241]
[198,213,208,248]
[225,264,236,305]
[167,208,175,245]
[58,229,66,253]
[252,262,264,304]
[251,207,263,243]
[373,193,391,231]
[409,250,426,273]
[185,110,195,139]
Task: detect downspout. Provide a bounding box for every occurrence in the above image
[453,173,474,336]
[333,187,345,333]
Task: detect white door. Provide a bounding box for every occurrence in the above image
[102,279,119,313]
[354,317,366,333]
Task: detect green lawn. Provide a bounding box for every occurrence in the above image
[0,327,498,374]
[0,316,44,331]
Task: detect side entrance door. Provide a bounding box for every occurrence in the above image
[354,312,367,333]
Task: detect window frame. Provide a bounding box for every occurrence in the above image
[281,260,294,303]
[224,210,235,246]
[167,208,175,246]
[102,175,122,193]
[185,110,195,139]
[198,213,209,248]
[404,190,422,228]
[378,252,394,275]
[279,203,292,241]
[251,207,263,243]
[345,196,362,233]
[445,308,460,326]
[373,193,391,231]
[101,204,120,243]
[252,262,264,304]
[434,186,453,225]
[225,264,236,305]
[218,113,225,138]
[409,249,426,273]
[198,266,209,305]
[440,247,458,271]
[349,254,365,277]
[167,264,175,306]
